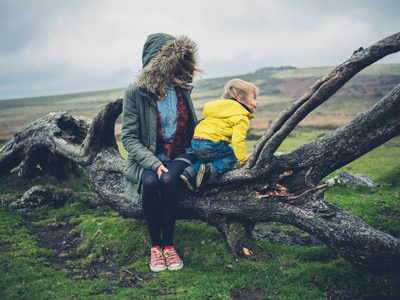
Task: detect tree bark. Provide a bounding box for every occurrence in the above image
[1,32,400,270]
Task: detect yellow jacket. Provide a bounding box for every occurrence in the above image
[194,99,255,164]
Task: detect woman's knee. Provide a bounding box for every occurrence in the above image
[142,173,160,189]
[160,172,173,185]
[160,172,177,188]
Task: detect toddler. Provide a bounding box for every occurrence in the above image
[180,78,259,190]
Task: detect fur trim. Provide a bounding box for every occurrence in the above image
[137,36,198,97]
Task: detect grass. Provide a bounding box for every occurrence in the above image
[0,206,399,299]
[1,130,399,299]
[0,167,94,198]
[325,185,400,236]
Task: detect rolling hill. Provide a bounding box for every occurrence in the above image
[1,63,399,143]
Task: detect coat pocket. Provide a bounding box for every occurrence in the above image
[124,179,141,205]
[123,160,141,184]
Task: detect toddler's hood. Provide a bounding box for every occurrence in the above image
[203,99,255,119]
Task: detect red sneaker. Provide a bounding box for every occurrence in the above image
[163,246,183,271]
[150,246,167,272]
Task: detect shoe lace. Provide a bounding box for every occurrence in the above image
[163,248,181,264]
[151,247,165,265]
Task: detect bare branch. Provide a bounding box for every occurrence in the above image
[248,31,400,169]
[82,98,123,157]
[275,83,400,187]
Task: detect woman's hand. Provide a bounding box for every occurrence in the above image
[156,164,169,178]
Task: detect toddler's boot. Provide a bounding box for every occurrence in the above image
[196,163,216,188]
[180,167,197,191]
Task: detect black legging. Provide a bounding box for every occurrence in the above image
[141,157,190,248]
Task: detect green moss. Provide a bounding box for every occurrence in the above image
[212,181,264,203]
[60,114,71,123]
[69,217,83,225]
[76,216,149,262]
[0,169,94,197]
[227,222,247,250]
[68,229,79,237]
[109,211,119,217]
[33,217,57,227]
[301,233,310,239]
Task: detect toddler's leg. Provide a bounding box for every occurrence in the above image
[196,141,237,188]
[209,142,237,173]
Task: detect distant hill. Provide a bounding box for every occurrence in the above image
[1,63,399,143]
[254,66,297,73]
[191,63,400,131]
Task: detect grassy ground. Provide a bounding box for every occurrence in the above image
[1,131,399,299]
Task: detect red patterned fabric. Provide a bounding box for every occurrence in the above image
[155,86,192,159]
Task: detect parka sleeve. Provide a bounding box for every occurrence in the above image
[121,87,162,172]
[230,115,250,164]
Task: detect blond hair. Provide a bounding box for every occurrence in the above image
[221,78,258,100]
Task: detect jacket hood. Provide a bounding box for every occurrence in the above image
[141,33,175,68]
[203,99,255,119]
[137,33,199,96]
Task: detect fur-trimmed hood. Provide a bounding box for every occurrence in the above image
[137,33,199,97]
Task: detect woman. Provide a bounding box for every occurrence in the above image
[122,33,201,272]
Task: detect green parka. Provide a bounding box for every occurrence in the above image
[122,33,198,204]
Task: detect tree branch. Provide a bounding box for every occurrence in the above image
[82,98,123,157]
[275,83,400,187]
[248,31,400,169]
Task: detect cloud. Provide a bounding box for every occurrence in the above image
[0,0,399,99]
[0,1,81,54]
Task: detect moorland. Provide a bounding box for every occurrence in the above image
[1,63,400,143]
[0,63,399,299]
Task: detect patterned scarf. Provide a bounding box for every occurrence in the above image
[155,86,192,159]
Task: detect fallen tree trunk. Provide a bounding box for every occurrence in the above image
[1,32,400,270]
[177,185,400,269]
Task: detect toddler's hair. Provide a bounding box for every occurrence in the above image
[221,78,259,100]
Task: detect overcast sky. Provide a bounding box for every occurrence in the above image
[1,0,399,100]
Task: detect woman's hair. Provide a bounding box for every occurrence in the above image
[137,36,202,100]
[221,78,259,100]
[166,59,203,96]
